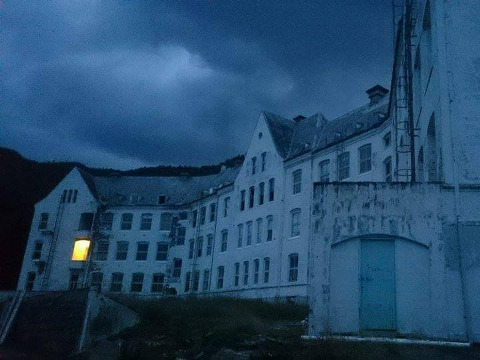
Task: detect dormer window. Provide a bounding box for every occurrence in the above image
[383,132,391,148]
[158,195,167,205]
[252,156,257,175]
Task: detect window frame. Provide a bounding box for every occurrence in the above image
[319,160,330,182]
[130,272,144,293]
[116,241,128,261]
[358,144,372,174]
[292,169,302,195]
[290,209,301,237]
[288,253,299,282]
[121,213,133,230]
[337,152,350,181]
[135,242,149,261]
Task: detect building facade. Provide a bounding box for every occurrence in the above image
[17,0,480,342]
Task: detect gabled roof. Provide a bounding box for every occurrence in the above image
[312,97,389,153]
[79,165,241,207]
[287,112,328,160]
[262,95,389,161]
[262,111,295,159]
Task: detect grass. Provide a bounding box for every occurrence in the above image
[112,296,307,359]
[102,296,480,360]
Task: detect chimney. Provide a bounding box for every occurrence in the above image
[366,85,389,104]
[293,115,306,122]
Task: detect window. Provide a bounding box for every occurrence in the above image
[383,132,391,148]
[243,261,249,286]
[268,178,275,201]
[116,241,128,260]
[254,259,259,284]
[185,272,191,292]
[259,182,265,205]
[179,211,188,220]
[192,271,200,291]
[192,210,198,227]
[200,206,206,225]
[110,273,123,292]
[234,226,243,250]
[206,234,213,255]
[101,212,114,230]
[90,272,103,290]
[209,203,216,222]
[252,156,257,175]
[263,257,270,283]
[151,273,165,292]
[261,152,267,171]
[266,216,273,242]
[290,209,301,237]
[292,169,302,194]
[256,218,263,243]
[196,237,203,258]
[158,195,167,205]
[289,253,299,282]
[26,272,35,291]
[95,241,109,261]
[72,190,78,203]
[71,238,91,261]
[130,273,144,293]
[173,259,182,278]
[121,213,133,230]
[32,241,43,260]
[67,189,73,203]
[78,212,94,231]
[217,266,224,289]
[221,231,228,252]
[246,221,252,246]
[160,213,172,231]
[61,190,67,203]
[249,186,255,208]
[189,239,195,259]
[156,242,168,261]
[177,226,186,245]
[384,156,392,182]
[359,144,372,174]
[240,190,246,211]
[337,152,350,180]
[319,160,330,182]
[223,197,230,217]
[203,269,210,290]
[234,262,240,286]
[69,272,80,290]
[38,213,49,230]
[136,242,149,261]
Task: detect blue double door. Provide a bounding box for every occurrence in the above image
[360,239,396,331]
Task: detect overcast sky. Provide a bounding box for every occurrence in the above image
[1,1,393,169]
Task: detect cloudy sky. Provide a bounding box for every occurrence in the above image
[1,1,393,169]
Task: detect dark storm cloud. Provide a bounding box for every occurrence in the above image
[0,1,393,169]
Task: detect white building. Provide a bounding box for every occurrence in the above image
[17,0,480,342]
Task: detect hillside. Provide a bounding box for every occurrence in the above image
[0,147,243,290]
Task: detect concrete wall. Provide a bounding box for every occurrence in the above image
[308,182,480,341]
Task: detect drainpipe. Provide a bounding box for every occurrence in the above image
[436,0,470,341]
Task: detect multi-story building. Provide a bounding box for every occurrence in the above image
[17,0,480,342]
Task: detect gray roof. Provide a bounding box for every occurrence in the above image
[312,98,389,153]
[265,96,389,160]
[82,166,241,207]
[263,112,295,158]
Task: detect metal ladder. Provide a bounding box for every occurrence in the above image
[0,291,25,345]
[41,195,66,290]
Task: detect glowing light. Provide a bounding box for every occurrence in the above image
[71,238,91,261]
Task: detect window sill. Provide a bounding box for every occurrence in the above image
[289,235,301,240]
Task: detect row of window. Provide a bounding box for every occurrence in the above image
[192,202,218,227]
[317,140,391,182]
[240,178,275,211]
[249,152,268,175]
[61,189,78,204]
[104,212,174,231]
[91,241,170,262]
[236,216,273,248]
[213,253,299,290]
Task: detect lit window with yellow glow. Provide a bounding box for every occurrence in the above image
[71,238,91,261]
